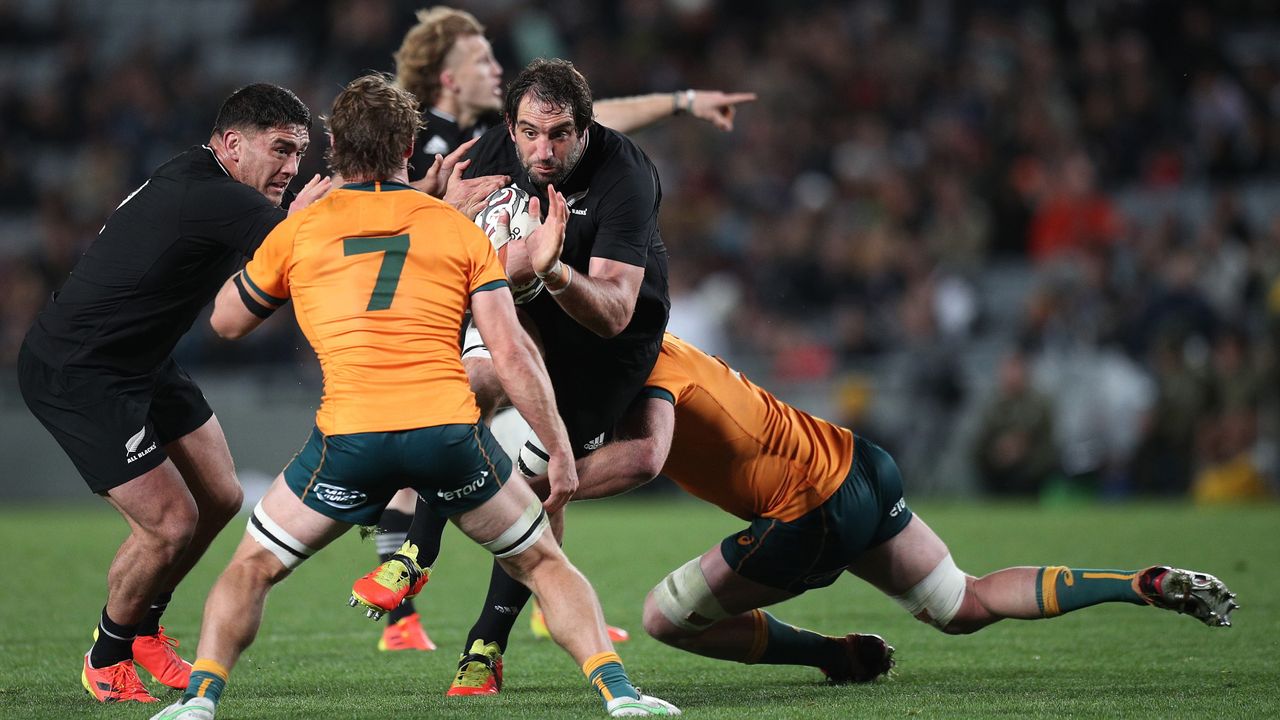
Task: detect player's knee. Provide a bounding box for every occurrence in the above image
[145,498,199,554]
[482,500,552,582]
[641,591,693,645]
[892,554,969,633]
[203,482,244,527]
[647,558,729,639]
[937,576,1001,634]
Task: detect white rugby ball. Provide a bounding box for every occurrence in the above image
[475,186,543,303]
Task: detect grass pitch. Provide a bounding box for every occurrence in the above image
[0,499,1276,719]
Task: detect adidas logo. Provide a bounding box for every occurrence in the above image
[583,433,605,451]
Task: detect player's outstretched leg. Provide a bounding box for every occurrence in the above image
[848,515,1239,633]
[641,549,894,684]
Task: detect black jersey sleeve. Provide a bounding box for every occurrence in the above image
[461,125,519,180]
[183,179,287,257]
[590,168,660,268]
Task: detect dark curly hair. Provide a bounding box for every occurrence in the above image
[503,58,593,132]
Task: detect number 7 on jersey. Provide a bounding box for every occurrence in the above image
[344,234,410,311]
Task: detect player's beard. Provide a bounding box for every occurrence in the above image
[525,131,586,190]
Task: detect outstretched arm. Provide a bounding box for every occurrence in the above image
[595,90,757,133]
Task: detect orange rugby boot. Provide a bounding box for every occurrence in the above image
[81,653,159,703]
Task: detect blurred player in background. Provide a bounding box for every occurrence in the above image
[17,83,327,704]
[530,333,1239,680]
[367,4,754,655]
[150,73,678,720]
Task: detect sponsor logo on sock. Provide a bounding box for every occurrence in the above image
[493,604,521,615]
[314,482,368,509]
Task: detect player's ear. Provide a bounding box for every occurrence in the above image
[223,129,242,162]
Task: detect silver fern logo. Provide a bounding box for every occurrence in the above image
[125,427,147,454]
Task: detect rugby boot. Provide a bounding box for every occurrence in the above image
[349,541,428,620]
[446,639,503,696]
[820,633,895,684]
[81,652,158,703]
[606,694,682,716]
[378,612,436,651]
[531,601,630,642]
[1137,566,1238,627]
[148,696,216,720]
[133,626,194,689]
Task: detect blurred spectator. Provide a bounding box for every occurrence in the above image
[1027,151,1123,263]
[973,346,1061,496]
[1191,327,1271,502]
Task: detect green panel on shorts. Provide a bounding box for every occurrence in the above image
[718,436,913,593]
[283,422,513,526]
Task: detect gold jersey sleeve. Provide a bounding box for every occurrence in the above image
[244,183,509,435]
[644,334,854,522]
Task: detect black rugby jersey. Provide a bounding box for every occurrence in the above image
[24,145,288,375]
[409,108,500,182]
[462,121,670,391]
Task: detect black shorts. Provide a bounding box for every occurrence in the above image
[546,338,662,457]
[17,343,214,493]
[718,436,914,593]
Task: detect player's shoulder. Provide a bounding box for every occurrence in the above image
[585,123,659,194]
[464,125,518,177]
[592,123,655,170]
[155,146,280,221]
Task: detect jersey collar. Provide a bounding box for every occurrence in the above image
[341,180,415,192]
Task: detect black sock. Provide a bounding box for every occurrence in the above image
[377,509,417,623]
[464,560,532,652]
[407,495,449,568]
[90,608,138,668]
[135,590,172,637]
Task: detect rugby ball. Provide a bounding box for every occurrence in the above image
[475,186,543,303]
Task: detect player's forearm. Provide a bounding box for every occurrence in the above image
[594,94,679,134]
[489,335,573,460]
[573,440,662,499]
[540,266,636,337]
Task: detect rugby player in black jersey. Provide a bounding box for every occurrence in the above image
[17,83,329,704]
[393,6,755,220]
[362,5,754,656]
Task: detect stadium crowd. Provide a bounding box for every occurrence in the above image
[2,0,1277,500]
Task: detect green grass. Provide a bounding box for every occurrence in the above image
[1,499,1277,718]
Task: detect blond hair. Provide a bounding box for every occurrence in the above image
[394,6,485,107]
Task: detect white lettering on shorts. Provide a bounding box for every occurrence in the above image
[436,471,488,502]
[125,426,157,464]
[313,483,368,509]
